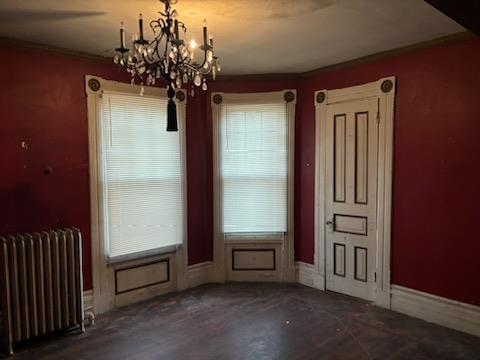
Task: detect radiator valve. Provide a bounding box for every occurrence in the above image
[84,311,95,327]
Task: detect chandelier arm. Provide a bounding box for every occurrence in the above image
[184,63,199,73]
[150,21,162,34]
[154,38,163,62]
[184,62,209,75]
[196,52,209,72]
[136,47,147,66]
[144,51,154,64]
[140,48,150,64]
[183,47,208,73]
[177,22,187,33]
[153,22,168,60]
[145,34,164,64]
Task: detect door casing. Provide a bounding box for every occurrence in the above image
[314,77,396,308]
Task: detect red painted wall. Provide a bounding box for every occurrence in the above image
[298,37,480,305]
[2,37,479,305]
[0,45,130,290]
[207,38,480,305]
[0,45,214,288]
[185,90,214,265]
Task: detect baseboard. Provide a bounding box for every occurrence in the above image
[296,262,325,290]
[391,285,480,337]
[186,261,214,288]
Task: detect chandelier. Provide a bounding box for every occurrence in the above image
[113,0,221,131]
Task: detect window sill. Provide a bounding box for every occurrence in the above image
[106,244,181,266]
[224,232,284,244]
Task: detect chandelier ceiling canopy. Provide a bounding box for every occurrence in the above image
[113,0,220,131]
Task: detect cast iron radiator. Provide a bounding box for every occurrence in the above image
[0,228,84,355]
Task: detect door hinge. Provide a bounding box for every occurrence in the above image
[374,272,377,282]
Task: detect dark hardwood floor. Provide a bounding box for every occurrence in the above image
[3,283,480,359]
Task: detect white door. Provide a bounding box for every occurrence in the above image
[325,98,378,301]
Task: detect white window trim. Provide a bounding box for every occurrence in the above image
[86,75,188,313]
[211,90,296,282]
[314,76,395,308]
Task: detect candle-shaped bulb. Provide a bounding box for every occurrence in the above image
[120,21,126,48]
[202,23,208,45]
[138,13,144,40]
[190,39,197,49]
[174,19,179,38]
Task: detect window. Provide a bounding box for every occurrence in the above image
[219,101,289,233]
[100,92,184,259]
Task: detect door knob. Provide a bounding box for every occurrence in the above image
[326,219,334,230]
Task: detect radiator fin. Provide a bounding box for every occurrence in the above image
[17,234,31,340]
[25,234,38,338]
[8,235,22,342]
[42,231,54,333]
[33,233,46,335]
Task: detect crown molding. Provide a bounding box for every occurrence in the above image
[1,31,475,79]
[298,31,475,78]
[0,36,112,64]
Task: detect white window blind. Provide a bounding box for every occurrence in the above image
[220,102,288,233]
[101,92,184,259]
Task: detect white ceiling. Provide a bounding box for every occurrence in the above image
[0,0,464,75]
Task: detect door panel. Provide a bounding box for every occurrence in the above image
[325,99,378,300]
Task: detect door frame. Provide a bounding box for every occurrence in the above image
[314,76,396,308]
